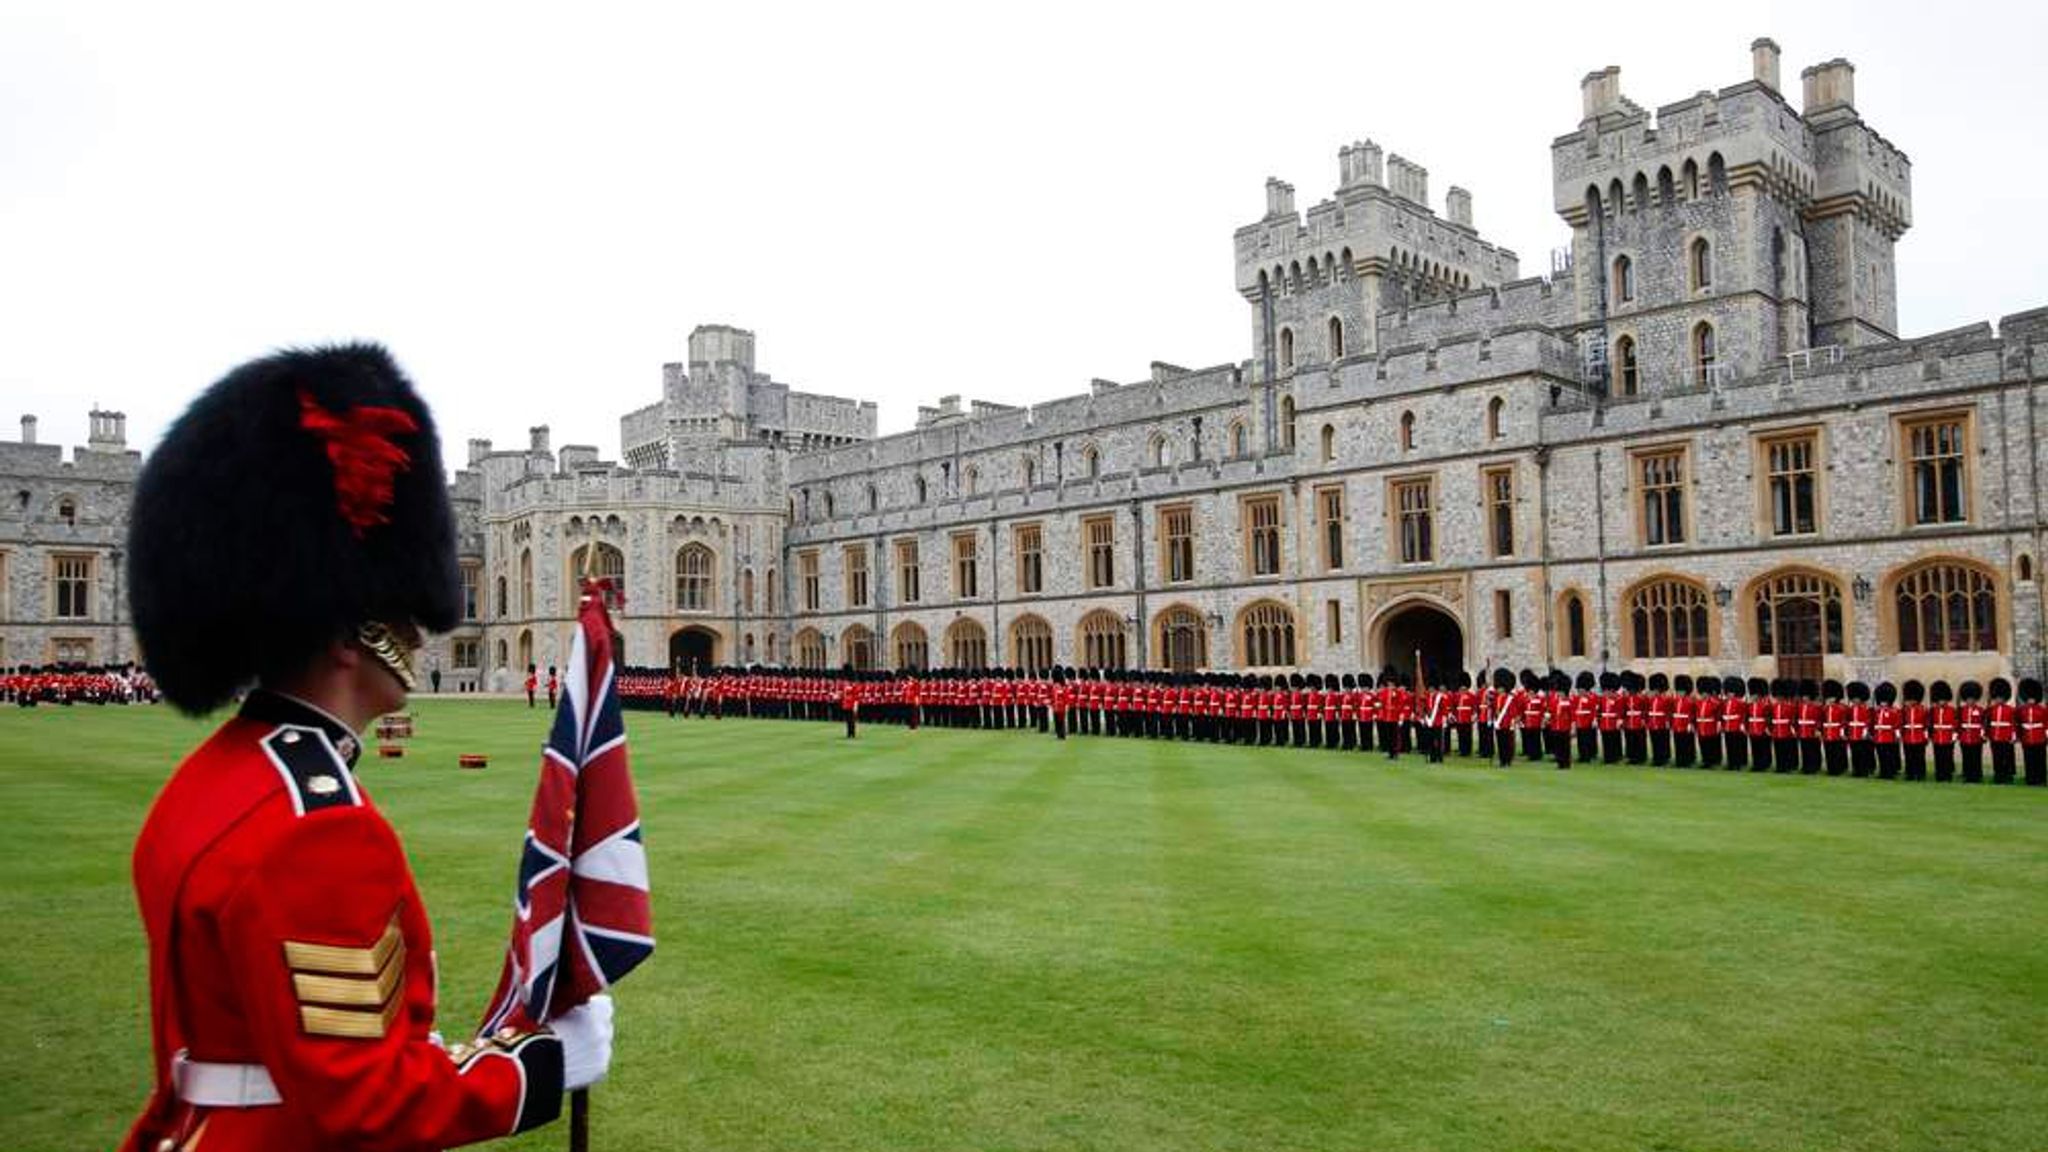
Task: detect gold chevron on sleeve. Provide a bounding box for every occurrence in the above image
[285,915,406,1039]
[283,916,401,976]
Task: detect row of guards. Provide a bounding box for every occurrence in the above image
[607,665,2048,787]
[1,663,159,705]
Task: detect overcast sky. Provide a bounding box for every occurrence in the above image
[5,1,2043,471]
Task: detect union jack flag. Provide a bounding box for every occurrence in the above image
[481,581,653,1033]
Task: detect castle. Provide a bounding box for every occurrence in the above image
[6,42,2045,690]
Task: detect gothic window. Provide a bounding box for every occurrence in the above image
[963,466,978,496]
[1148,433,1170,469]
[1228,420,1248,458]
[1495,589,1513,639]
[795,628,827,670]
[1632,172,1650,212]
[1328,316,1345,358]
[1280,397,1297,451]
[52,554,91,619]
[765,566,778,613]
[799,550,820,612]
[1612,254,1635,303]
[495,575,508,619]
[915,474,928,504]
[1614,335,1640,397]
[865,483,878,512]
[1690,237,1713,290]
[824,491,835,518]
[1240,601,1297,668]
[1399,411,1415,451]
[952,533,979,599]
[1692,323,1718,384]
[1319,423,1337,463]
[1083,515,1115,589]
[1894,561,1997,653]
[1708,152,1728,195]
[1156,605,1208,673]
[741,567,756,613]
[1317,485,1345,570]
[1022,455,1036,488]
[1485,466,1515,558]
[896,539,921,603]
[1628,578,1712,659]
[1392,477,1433,564]
[518,549,534,617]
[1681,159,1700,201]
[1637,447,1688,546]
[1279,327,1295,368]
[1487,396,1506,440]
[1011,615,1054,672]
[1754,569,1845,656]
[1656,166,1674,206]
[1081,445,1100,478]
[1762,432,1819,536]
[1161,505,1194,584]
[1015,523,1043,595]
[842,624,875,671]
[947,618,989,670]
[1078,610,1127,670]
[1562,591,1588,658]
[843,544,870,608]
[461,563,480,622]
[675,544,714,612]
[892,622,929,670]
[57,497,76,526]
[1244,495,1282,576]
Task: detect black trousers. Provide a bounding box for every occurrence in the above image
[1724,730,1747,770]
[1674,731,1696,768]
[1961,744,1984,784]
[1824,742,1849,777]
[1624,730,1646,765]
[1878,743,1903,780]
[1495,726,1514,767]
[1850,741,1874,778]
[1577,727,1598,763]
[1904,744,1927,782]
[1774,737,1799,773]
[1457,723,1473,759]
[1522,728,1543,760]
[2023,743,2046,786]
[1549,729,1571,770]
[1991,742,2016,784]
[1360,719,1375,752]
[1799,738,1822,775]
[1600,729,1622,764]
[1650,730,1671,767]
[1750,733,1774,772]
[844,709,858,739]
[1932,744,1955,783]
[1380,721,1401,758]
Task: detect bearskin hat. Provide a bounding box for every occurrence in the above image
[1959,680,1982,701]
[1930,680,1954,704]
[1575,670,1596,691]
[1492,667,1514,690]
[1990,677,2012,701]
[1903,679,1926,703]
[1822,679,1843,701]
[1674,674,1693,693]
[1724,676,1745,699]
[1698,675,1721,696]
[1846,681,1869,702]
[1648,672,1669,693]
[129,345,458,715]
[2019,678,2042,704]
[1876,681,1898,704]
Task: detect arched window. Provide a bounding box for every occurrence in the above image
[1319,423,1337,463]
[1632,172,1650,212]
[741,567,756,613]
[496,638,509,669]
[1148,433,1170,469]
[1328,316,1345,358]
[1753,569,1845,656]
[1690,237,1713,289]
[1240,601,1297,668]
[1612,254,1635,303]
[1280,397,1297,451]
[946,618,989,670]
[1081,445,1100,478]
[1228,421,1249,458]
[1681,159,1700,201]
[1614,335,1639,396]
[1011,615,1054,672]
[1399,411,1415,451]
[866,483,878,512]
[824,491,836,518]
[1692,323,1717,384]
[1022,456,1036,488]
[1562,591,1588,658]
[765,566,778,613]
[1707,153,1727,195]
[495,575,508,618]
[57,497,76,526]
[1894,561,1998,653]
[964,465,980,495]
[2021,554,2035,583]
[517,629,533,672]
[1657,166,1675,206]
[842,624,875,671]
[892,622,929,670]
[675,543,715,611]
[915,474,928,504]
[1078,610,1127,670]
[1155,605,1209,673]
[765,634,778,664]
[518,549,534,617]
[1279,327,1295,369]
[1487,397,1505,440]
[1627,578,1712,659]
[794,627,827,670]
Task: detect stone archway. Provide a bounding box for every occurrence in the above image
[669,626,719,672]
[1373,600,1465,685]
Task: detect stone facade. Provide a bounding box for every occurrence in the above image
[0,412,142,669]
[10,43,2046,690]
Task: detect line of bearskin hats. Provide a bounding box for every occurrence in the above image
[128,345,459,715]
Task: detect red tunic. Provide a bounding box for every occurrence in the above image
[1958,703,1986,746]
[2019,702,2048,746]
[1874,704,1901,744]
[1930,703,1957,746]
[124,693,559,1152]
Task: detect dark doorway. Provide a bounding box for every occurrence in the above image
[669,627,718,672]
[1378,603,1464,685]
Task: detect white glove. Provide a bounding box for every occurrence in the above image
[551,994,615,1090]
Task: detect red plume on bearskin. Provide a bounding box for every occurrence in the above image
[129,345,459,715]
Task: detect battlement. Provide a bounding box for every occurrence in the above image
[1375,275,1579,348]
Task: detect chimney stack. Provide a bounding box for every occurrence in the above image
[468,438,493,466]
[1751,37,1782,93]
[1446,186,1473,228]
[20,415,36,445]
[87,409,126,451]
[1264,177,1297,219]
[1801,58,1856,115]
[1360,141,1384,186]
[529,425,551,455]
[1581,66,1622,120]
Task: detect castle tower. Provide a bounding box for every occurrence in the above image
[1551,41,1911,397]
[1233,142,1520,389]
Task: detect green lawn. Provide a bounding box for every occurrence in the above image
[2,699,2044,1151]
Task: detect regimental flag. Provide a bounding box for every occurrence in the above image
[481,580,653,1034]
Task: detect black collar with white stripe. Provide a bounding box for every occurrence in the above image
[240,690,363,768]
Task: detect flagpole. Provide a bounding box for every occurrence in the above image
[571,544,597,1152]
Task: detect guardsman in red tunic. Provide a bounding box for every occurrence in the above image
[1620,671,1647,765]
[1719,677,1747,771]
[1545,670,1573,770]
[1516,669,1545,762]
[1694,676,1723,769]
[1595,672,1623,764]
[1795,679,1824,775]
[1846,681,1875,778]
[523,665,538,708]
[1743,677,1773,773]
[2018,678,2047,786]
[1900,680,1930,781]
[1873,682,1903,780]
[121,347,610,1152]
[1957,680,1988,784]
[1454,671,1478,760]
[1988,677,2018,785]
[1670,674,1697,768]
[1357,673,1378,754]
[1490,668,1521,768]
[1768,678,1799,774]
[840,668,863,739]
[1929,680,1958,783]
[1821,680,1850,777]
[1570,672,1598,764]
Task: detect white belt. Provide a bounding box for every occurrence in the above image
[173,1051,281,1107]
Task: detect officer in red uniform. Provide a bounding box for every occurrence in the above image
[1490,667,1520,768]
[840,667,863,739]
[1821,680,1850,777]
[1957,680,1987,784]
[1928,680,1957,783]
[2018,678,2047,786]
[121,347,611,1152]
[1620,671,1647,766]
[1720,677,1748,771]
[1845,681,1874,779]
[1900,680,1930,782]
[1873,682,1903,780]
[1694,676,1722,769]
[1796,679,1824,775]
[1571,672,1598,764]
[1987,677,2018,785]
